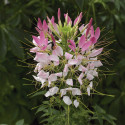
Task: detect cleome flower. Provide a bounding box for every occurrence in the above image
[30,8,103,108]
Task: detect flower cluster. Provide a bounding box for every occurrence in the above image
[30,8,103,108]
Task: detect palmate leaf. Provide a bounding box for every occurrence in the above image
[93,105,117,125]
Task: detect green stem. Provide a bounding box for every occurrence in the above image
[68,105,70,125]
[92,2,97,27]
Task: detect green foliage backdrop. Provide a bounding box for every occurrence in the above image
[0,0,125,124]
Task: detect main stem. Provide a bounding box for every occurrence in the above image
[68,105,70,125]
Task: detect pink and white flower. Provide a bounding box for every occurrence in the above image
[31,8,103,108]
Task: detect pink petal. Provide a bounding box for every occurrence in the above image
[77,54,83,60]
[55,72,62,77]
[78,34,85,48]
[64,13,72,25]
[74,12,82,25]
[49,55,59,62]
[89,48,103,57]
[34,53,49,63]
[90,26,94,36]
[58,8,61,21]
[51,16,55,25]
[68,59,78,65]
[40,32,45,42]
[32,35,40,47]
[68,45,75,52]
[78,65,87,72]
[54,61,59,66]
[68,40,76,48]
[51,34,56,45]
[65,52,73,60]
[37,18,42,30]
[30,47,39,53]
[86,18,93,38]
[95,27,100,40]
[90,36,96,44]
[82,41,92,52]
[52,46,63,56]
[63,64,69,72]
[79,24,84,32]
[78,73,84,85]
[43,20,48,33]
[38,70,49,79]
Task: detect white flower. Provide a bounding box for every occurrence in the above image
[74,99,79,108]
[66,79,73,86]
[63,96,72,105]
[60,89,67,97]
[87,82,93,96]
[45,86,59,97]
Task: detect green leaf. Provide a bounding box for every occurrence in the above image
[15,119,24,125]
[7,30,24,59]
[31,91,46,98]
[103,114,116,125]
[75,0,84,10]
[114,0,120,11]
[94,105,106,114]
[36,105,47,114]
[0,29,7,62]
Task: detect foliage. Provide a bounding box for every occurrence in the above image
[0,0,125,124]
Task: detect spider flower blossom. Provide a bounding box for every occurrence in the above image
[30,8,103,108]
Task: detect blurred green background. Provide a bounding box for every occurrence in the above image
[0,0,125,124]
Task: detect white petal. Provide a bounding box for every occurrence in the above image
[60,89,67,97]
[74,99,79,108]
[34,53,49,63]
[87,73,94,81]
[48,74,57,81]
[78,73,84,85]
[78,65,87,72]
[49,55,59,62]
[89,81,93,88]
[52,46,63,56]
[68,59,78,65]
[65,52,73,60]
[45,91,51,97]
[54,61,59,66]
[89,48,103,57]
[47,44,52,50]
[45,86,59,97]
[33,75,46,84]
[66,79,73,86]
[38,70,49,79]
[63,96,72,105]
[72,88,81,96]
[94,60,103,67]
[63,71,68,77]
[63,64,69,72]
[49,86,59,96]
[55,72,62,77]
[87,87,90,96]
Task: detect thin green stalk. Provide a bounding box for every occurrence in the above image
[92,2,97,27]
[68,105,70,125]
